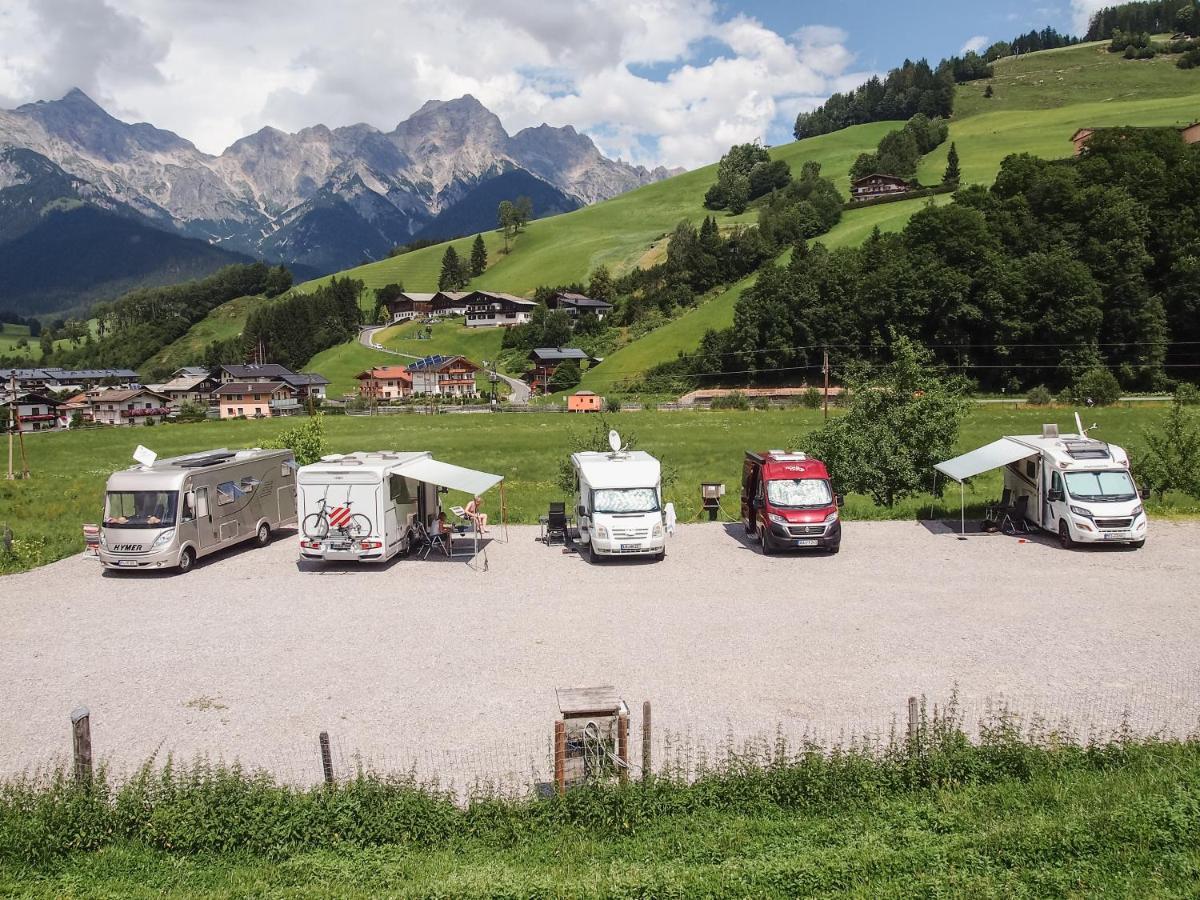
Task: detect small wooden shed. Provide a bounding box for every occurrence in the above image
[567,390,602,412]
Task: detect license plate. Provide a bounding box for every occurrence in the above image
[117,559,138,567]
[794,539,819,547]
[621,543,639,550]
[331,542,350,551]
[1103,532,1131,541]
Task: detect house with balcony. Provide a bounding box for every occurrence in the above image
[1,393,62,432]
[547,291,614,322]
[87,388,172,426]
[462,291,537,328]
[407,355,481,397]
[214,364,327,402]
[147,371,219,409]
[849,173,914,200]
[213,381,299,418]
[355,365,412,401]
[525,347,593,394]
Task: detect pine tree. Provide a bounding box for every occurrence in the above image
[469,234,487,277]
[943,141,961,184]
[438,246,466,290]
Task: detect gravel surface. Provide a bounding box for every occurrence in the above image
[3,521,1198,788]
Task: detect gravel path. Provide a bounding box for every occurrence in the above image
[3,521,1198,788]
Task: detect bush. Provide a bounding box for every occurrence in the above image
[172,401,209,424]
[802,387,822,409]
[752,397,770,410]
[1175,383,1200,406]
[260,414,328,465]
[1179,48,1200,68]
[604,396,622,413]
[710,392,749,410]
[1134,398,1200,501]
[1070,368,1122,406]
[1026,385,1053,406]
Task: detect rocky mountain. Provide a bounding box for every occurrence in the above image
[0,90,678,284]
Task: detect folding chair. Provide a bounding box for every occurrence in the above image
[414,520,448,559]
[545,501,569,545]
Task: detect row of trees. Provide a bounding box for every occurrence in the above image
[437,234,489,291]
[793,59,955,140]
[849,115,949,181]
[654,129,1200,394]
[236,277,364,371]
[1085,0,1199,39]
[703,143,792,213]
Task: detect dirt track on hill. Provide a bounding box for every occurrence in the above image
[3,521,1197,789]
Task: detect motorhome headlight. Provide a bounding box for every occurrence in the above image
[150,529,175,549]
[824,510,840,524]
[98,530,108,548]
[596,525,609,538]
[767,513,789,525]
[1131,504,1144,518]
[652,523,663,537]
[1069,505,1093,519]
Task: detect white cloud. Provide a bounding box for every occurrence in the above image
[0,0,864,169]
[960,35,989,54]
[1070,0,1108,34]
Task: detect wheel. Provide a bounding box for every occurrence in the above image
[827,544,840,555]
[256,522,271,546]
[347,513,372,538]
[178,547,195,573]
[653,550,666,562]
[587,539,600,564]
[302,513,328,539]
[1130,539,1145,549]
[1058,519,1074,549]
[759,524,775,555]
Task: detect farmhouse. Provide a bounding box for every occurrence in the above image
[355,365,412,400]
[463,291,537,328]
[849,173,914,200]
[213,381,299,418]
[215,364,327,401]
[407,354,480,397]
[87,388,172,426]
[546,291,614,321]
[381,292,437,323]
[148,371,219,409]
[0,393,62,432]
[525,347,592,394]
[1071,122,1200,156]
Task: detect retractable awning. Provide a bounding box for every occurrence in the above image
[395,457,503,496]
[935,438,1034,484]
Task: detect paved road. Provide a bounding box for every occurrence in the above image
[358,325,421,360]
[3,521,1197,788]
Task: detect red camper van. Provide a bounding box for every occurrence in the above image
[741,451,842,555]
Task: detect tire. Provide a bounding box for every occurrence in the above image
[302,513,328,539]
[1130,539,1145,549]
[347,513,372,538]
[827,544,840,555]
[178,547,196,573]
[256,522,271,546]
[1058,519,1074,550]
[653,550,666,562]
[759,524,775,555]
[587,539,600,564]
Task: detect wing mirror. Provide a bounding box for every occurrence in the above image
[835,493,845,507]
[1048,489,1064,503]
[576,504,587,518]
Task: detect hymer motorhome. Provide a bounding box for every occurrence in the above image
[99,448,297,572]
[571,434,666,563]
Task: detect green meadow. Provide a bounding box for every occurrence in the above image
[1,403,1194,573]
[142,295,273,375]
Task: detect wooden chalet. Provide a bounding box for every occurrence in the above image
[355,365,412,401]
[849,173,914,200]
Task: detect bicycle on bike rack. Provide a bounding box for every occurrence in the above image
[302,497,372,540]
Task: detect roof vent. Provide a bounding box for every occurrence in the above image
[1042,424,1059,439]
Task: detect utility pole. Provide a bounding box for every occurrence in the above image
[5,371,29,480]
[822,349,830,421]
[6,371,13,480]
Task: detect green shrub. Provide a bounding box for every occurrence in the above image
[1175,383,1200,406]
[710,392,749,410]
[752,397,770,410]
[604,396,622,413]
[260,414,328,465]
[802,387,822,409]
[1026,385,1053,406]
[1070,368,1122,406]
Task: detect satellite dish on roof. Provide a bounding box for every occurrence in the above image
[133,444,157,468]
[608,429,621,453]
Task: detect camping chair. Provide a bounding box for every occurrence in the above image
[449,505,475,534]
[414,520,448,559]
[545,502,569,545]
[1000,494,1030,536]
[984,488,1012,531]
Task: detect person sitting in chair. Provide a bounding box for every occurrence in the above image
[435,511,453,536]
[465,495,489,535]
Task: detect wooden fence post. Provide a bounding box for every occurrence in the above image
[617,714,629,784]
[907,696,919,746]
[554,720,566,795]
[318,731,334,785]
[70,707,92,786]
[642,701,652,781]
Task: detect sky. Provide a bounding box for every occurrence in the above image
[0,0,1111,170]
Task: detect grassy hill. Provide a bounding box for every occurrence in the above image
[0,319,100,363]
[140,294,269,375]
[283,41,1200,394]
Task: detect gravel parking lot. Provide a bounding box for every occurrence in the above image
[3,521,1199,788]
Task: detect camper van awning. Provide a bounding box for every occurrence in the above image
[935,438,1034,483]
[395,457,503,496]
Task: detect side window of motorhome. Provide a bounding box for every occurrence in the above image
[281,463,292,478]
[216,481,243,506]
[180,491,195,521]
[1025,460,1036,480]
[389,475,415,504]
[239,476,260,494]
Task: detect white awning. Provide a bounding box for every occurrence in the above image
[395,457,503,496]
[935,438,1034,483]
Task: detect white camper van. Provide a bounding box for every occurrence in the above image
[98,447,297,573]
[937,416,1147,549]
[571,437,666,563]
[296,451,502,563]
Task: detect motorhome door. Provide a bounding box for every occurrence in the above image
[1046,467,1070,532]
[194,486,219,550]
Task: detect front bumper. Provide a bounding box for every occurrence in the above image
[1069,515,1147,544]
[768,519,841,549]
[592,536,665,556]
[99,547,180,570]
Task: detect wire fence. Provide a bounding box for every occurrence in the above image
[16,679,1200,799]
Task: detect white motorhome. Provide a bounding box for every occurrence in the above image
[98,448,297,573]
[296,451,501,563]
[571,443,666,563]
[937,416,1147,549]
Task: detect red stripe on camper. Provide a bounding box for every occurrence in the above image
[328,506,351,527]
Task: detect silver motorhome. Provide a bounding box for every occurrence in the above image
[99,448,297,573]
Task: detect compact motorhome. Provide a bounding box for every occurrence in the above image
[937,416,1147,549]
[741,451,842,554]
[571,438,666,563]
[296,451,502,563]
[98,448,297,573]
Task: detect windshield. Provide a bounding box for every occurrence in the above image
[1064,470,1137,503]
[104,491,178,528]
[766,478,832,508]
[593,487,659,514]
